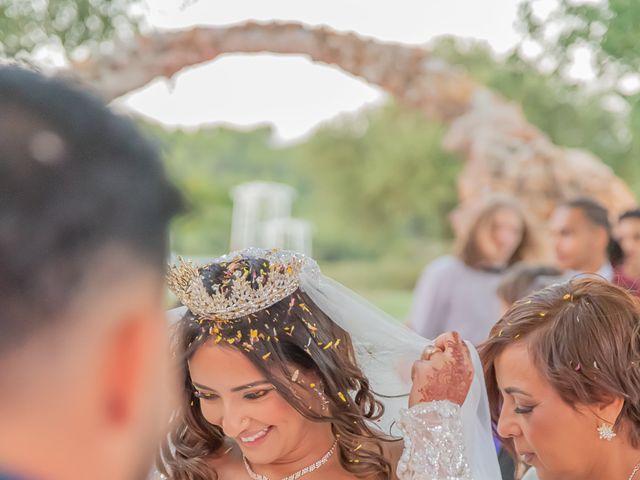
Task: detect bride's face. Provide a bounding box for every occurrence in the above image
[494,342,612,480]
[188,340,329,465]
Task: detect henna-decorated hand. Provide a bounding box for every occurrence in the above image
[409,331,474,407]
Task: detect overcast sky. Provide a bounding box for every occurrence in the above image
[119,0,563,142]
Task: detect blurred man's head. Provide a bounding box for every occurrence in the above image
[0,66,184,480]
[549,198,610,273]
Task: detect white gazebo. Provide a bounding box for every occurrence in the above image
[230,181,312,255]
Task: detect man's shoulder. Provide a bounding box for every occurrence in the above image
[0,474,31,480]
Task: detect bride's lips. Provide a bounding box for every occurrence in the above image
[239,426,273,447]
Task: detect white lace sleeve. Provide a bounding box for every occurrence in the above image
[396,400,472,480]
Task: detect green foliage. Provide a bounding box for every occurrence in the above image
[515,0,640,192]
[0,0,141,58]
[433,35,640,192]
[517,0,640,76]
[294,103,461,260]
[141,123,299,256]
[142,102,461,268]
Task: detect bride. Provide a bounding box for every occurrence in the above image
[158,249,500,479]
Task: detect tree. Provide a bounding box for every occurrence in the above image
[0,0,140,59]
[518,0,640,78]
[517,0,640,193]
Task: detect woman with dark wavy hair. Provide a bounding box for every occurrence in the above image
[481,278,640,480]
[157,249,500,480]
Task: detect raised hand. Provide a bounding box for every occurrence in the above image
[409,331,474,407]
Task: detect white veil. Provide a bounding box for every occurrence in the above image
[169,249,500,479]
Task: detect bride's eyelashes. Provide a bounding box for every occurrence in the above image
[194,390,219,401]
[243,388,275,400]
[192,388,275,401]
[514,404,537,415]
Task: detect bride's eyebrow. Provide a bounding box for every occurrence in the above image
[192,380,272,393]
[231,380,272,392]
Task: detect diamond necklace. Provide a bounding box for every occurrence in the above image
[629,461,640,480]
[243,440,338,480]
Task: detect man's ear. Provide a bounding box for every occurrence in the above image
[594,226,610,252]
[100,310,157,427]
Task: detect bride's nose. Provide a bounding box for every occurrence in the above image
[220,401,251,438]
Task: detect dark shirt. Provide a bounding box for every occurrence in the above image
[0,473,32,480]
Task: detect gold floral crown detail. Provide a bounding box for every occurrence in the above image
[167,250,305,321]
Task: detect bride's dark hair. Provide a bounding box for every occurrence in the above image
[158,257,396,479]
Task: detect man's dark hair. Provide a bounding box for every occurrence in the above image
[620,209,640,222]
[0,66,184,352]
[561,197,610,232]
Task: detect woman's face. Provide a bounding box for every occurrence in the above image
[494,342,606,480]
[476,207,524,267]
[188,340,328,465]
[616,217,640,270]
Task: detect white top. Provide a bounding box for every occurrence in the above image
[408,255,503,345]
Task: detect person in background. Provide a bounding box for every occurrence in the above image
[409,195,540,345]
[613,209,640,296]
[0,66,184,480]
[549,197,622,280]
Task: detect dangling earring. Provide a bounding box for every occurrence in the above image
[597,422,616,441]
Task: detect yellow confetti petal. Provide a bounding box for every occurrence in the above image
[262,352,272,360]
[323,341,333,350]
[338,391,347,402]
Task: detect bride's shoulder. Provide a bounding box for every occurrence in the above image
[205,441,246,479]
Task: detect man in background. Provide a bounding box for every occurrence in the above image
[549,197,615,279]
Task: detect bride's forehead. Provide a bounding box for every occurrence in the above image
[189,344,262,383]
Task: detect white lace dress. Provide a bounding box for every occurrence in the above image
[396,401,472,480]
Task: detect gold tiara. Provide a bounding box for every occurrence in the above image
[167,250,305,321]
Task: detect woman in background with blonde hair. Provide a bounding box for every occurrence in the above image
[409,195,540,345]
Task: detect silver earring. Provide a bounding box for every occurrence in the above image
[597,422,616,441]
